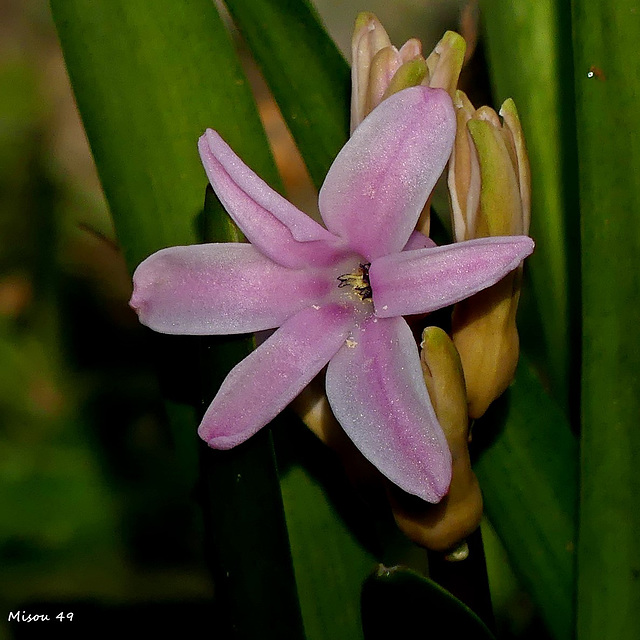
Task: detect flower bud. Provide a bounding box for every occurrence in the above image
[389,327,483,551]
[350,15,465,133]
[448,93,531,418]
[423,31,466,97]
[351,12,425,132]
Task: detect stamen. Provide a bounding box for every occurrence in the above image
[337,263,372,300]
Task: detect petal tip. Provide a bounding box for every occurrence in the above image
[428,468,452,503]
[128,292,142,316]
[398,462,452,504]
[412,446,452,503]
[129,265,153,323]
[512,235,535,260]
[416,84,456,118]
[197,128,217,157]
[198,422,243,451]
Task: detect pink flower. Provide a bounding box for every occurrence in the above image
[130,86,533,502]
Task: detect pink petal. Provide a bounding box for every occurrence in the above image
[403,230,437,251]
[199,303,355,448]
[199,130,344,268]
[325,315,451,502]
[130,243,332,334]
[318,86,455,261]
[370,236,534,317]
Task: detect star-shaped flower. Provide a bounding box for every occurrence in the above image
[130,86,533,502]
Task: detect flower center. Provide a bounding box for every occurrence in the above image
[337,263,372,301]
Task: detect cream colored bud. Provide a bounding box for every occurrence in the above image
[351,12,393,132]
[448,93,531,418]
[448,92,530,240]
[390,327,483,551]
[350,13,426,132]
[500,99,531,233]
[351,18,467,133]
[452,270,523,419]
[449,91,479,242]
[381,58,428,103]
[423,31,466,97]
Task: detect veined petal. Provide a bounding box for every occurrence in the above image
[199,304,355,449]
[131,243,331,334]
[370,236,534,317]
[326,316,451,502]
[319,86,455,261]
[199,130,343,268]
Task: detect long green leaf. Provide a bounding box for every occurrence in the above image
[474,358,577,640]
[280,462,375,640]
[51,0,281,272]
[223,0,350,189]
[480,0,579,411]
[51,2,304,636]
[571,2,640,638]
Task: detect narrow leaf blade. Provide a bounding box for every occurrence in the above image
[572,1,640,637]
[474,358,577,640]
[361,566,497,640]
[224,0,350,189]
[51,0,281,271]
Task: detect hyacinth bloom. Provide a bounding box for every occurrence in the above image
[130,86,533,503]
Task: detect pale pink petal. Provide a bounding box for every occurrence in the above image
[130,243,332,334]
[199,304,355,448]
[370,236,534,317]
[199,130,344,268]
[318,86,455,260]
[403,230,437,251]
[398,38,422,62]
[326,316,451,502]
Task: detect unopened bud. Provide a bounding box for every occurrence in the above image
[423,31,466,97]
[351,13,424,131]
[350,14,466,132]
[448,93,531,418]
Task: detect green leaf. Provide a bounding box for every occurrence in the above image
[480,0,579,410]
[361,566,497,639]
[52,3,304,636]
[223,0,350,189]
[571,2,640,638]
[51,0,281,272]
[474,357,577,640]
[280,462,375,640]
[199,428,306,639]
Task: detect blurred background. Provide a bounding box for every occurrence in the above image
[0,1,544,638]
